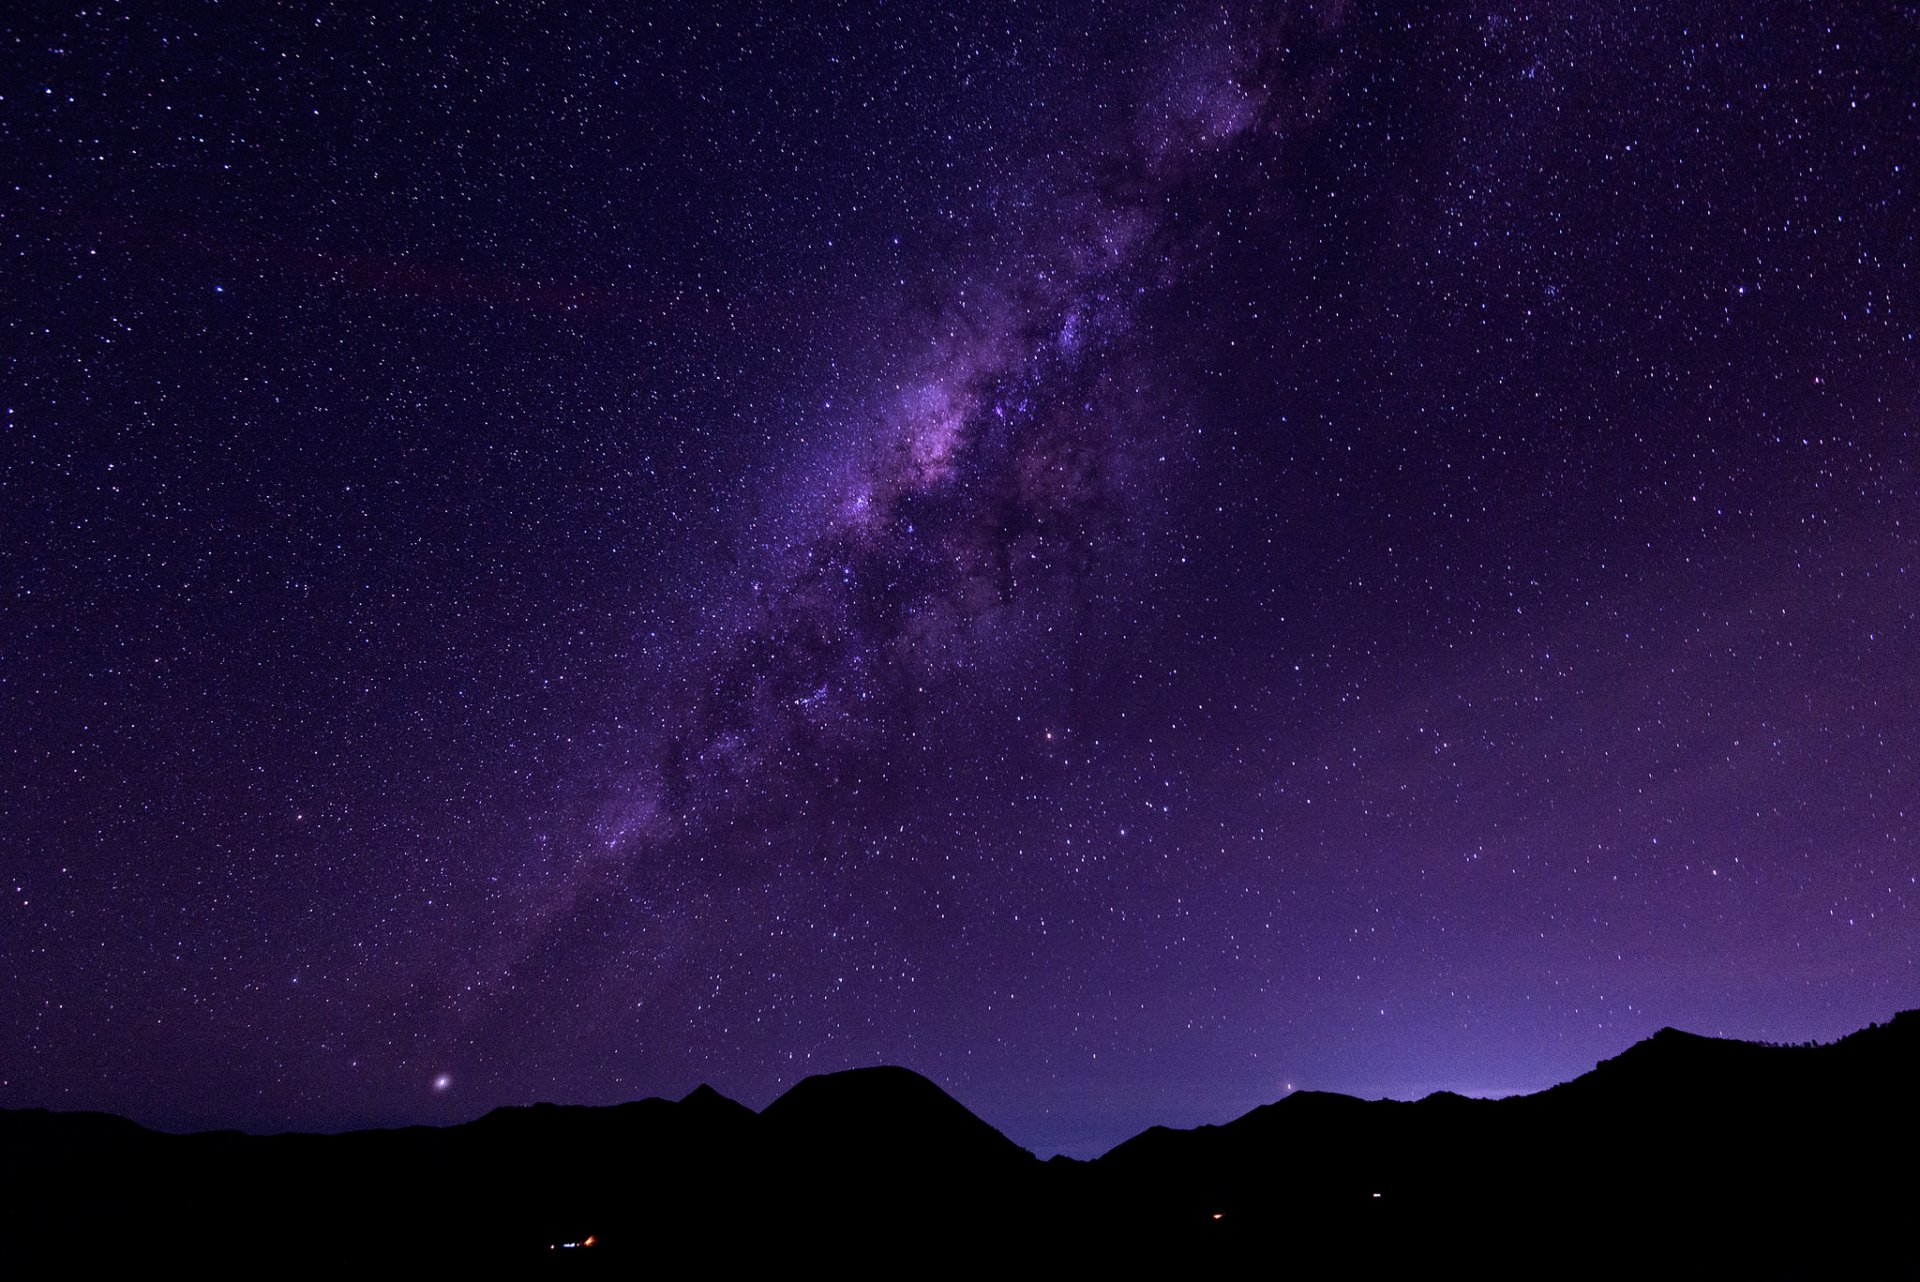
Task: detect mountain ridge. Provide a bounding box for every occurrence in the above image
[4,1011,1914,1266]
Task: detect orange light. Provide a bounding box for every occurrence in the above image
[583,1235,597,1247]
[1212,1213,1224,1221]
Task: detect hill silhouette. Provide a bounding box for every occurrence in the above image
[760,1064,1036,1174]
[4,1012,1915,1268]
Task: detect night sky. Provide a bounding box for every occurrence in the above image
[5,3,1916,1158]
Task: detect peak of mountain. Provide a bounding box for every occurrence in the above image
[760,1064,950,1119]
[1591,1023,1731,1065]
[678,1082,755,1122]
[764,1062,952,1108]
[1532,1020,1808,1113]
[761,1064,1034,1169]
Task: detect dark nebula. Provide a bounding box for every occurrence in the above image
[4,3,1915,1157]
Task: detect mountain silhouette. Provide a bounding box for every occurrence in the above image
[1089,1011,1920,1270]
[761,1064,1037,1171]
[4,1014,1915,1267]
[680,1080,757,1123]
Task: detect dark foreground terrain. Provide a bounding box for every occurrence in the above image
[5,1012,1914,1270]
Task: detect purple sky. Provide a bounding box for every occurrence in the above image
[5,2,1915,1157]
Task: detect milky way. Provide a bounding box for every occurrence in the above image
[498,8,1329,973]
[5,2,1916,1157]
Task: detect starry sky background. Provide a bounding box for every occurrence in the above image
[4,2,1916,1158]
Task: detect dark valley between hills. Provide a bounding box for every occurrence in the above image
[5,1011,1914,1269]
